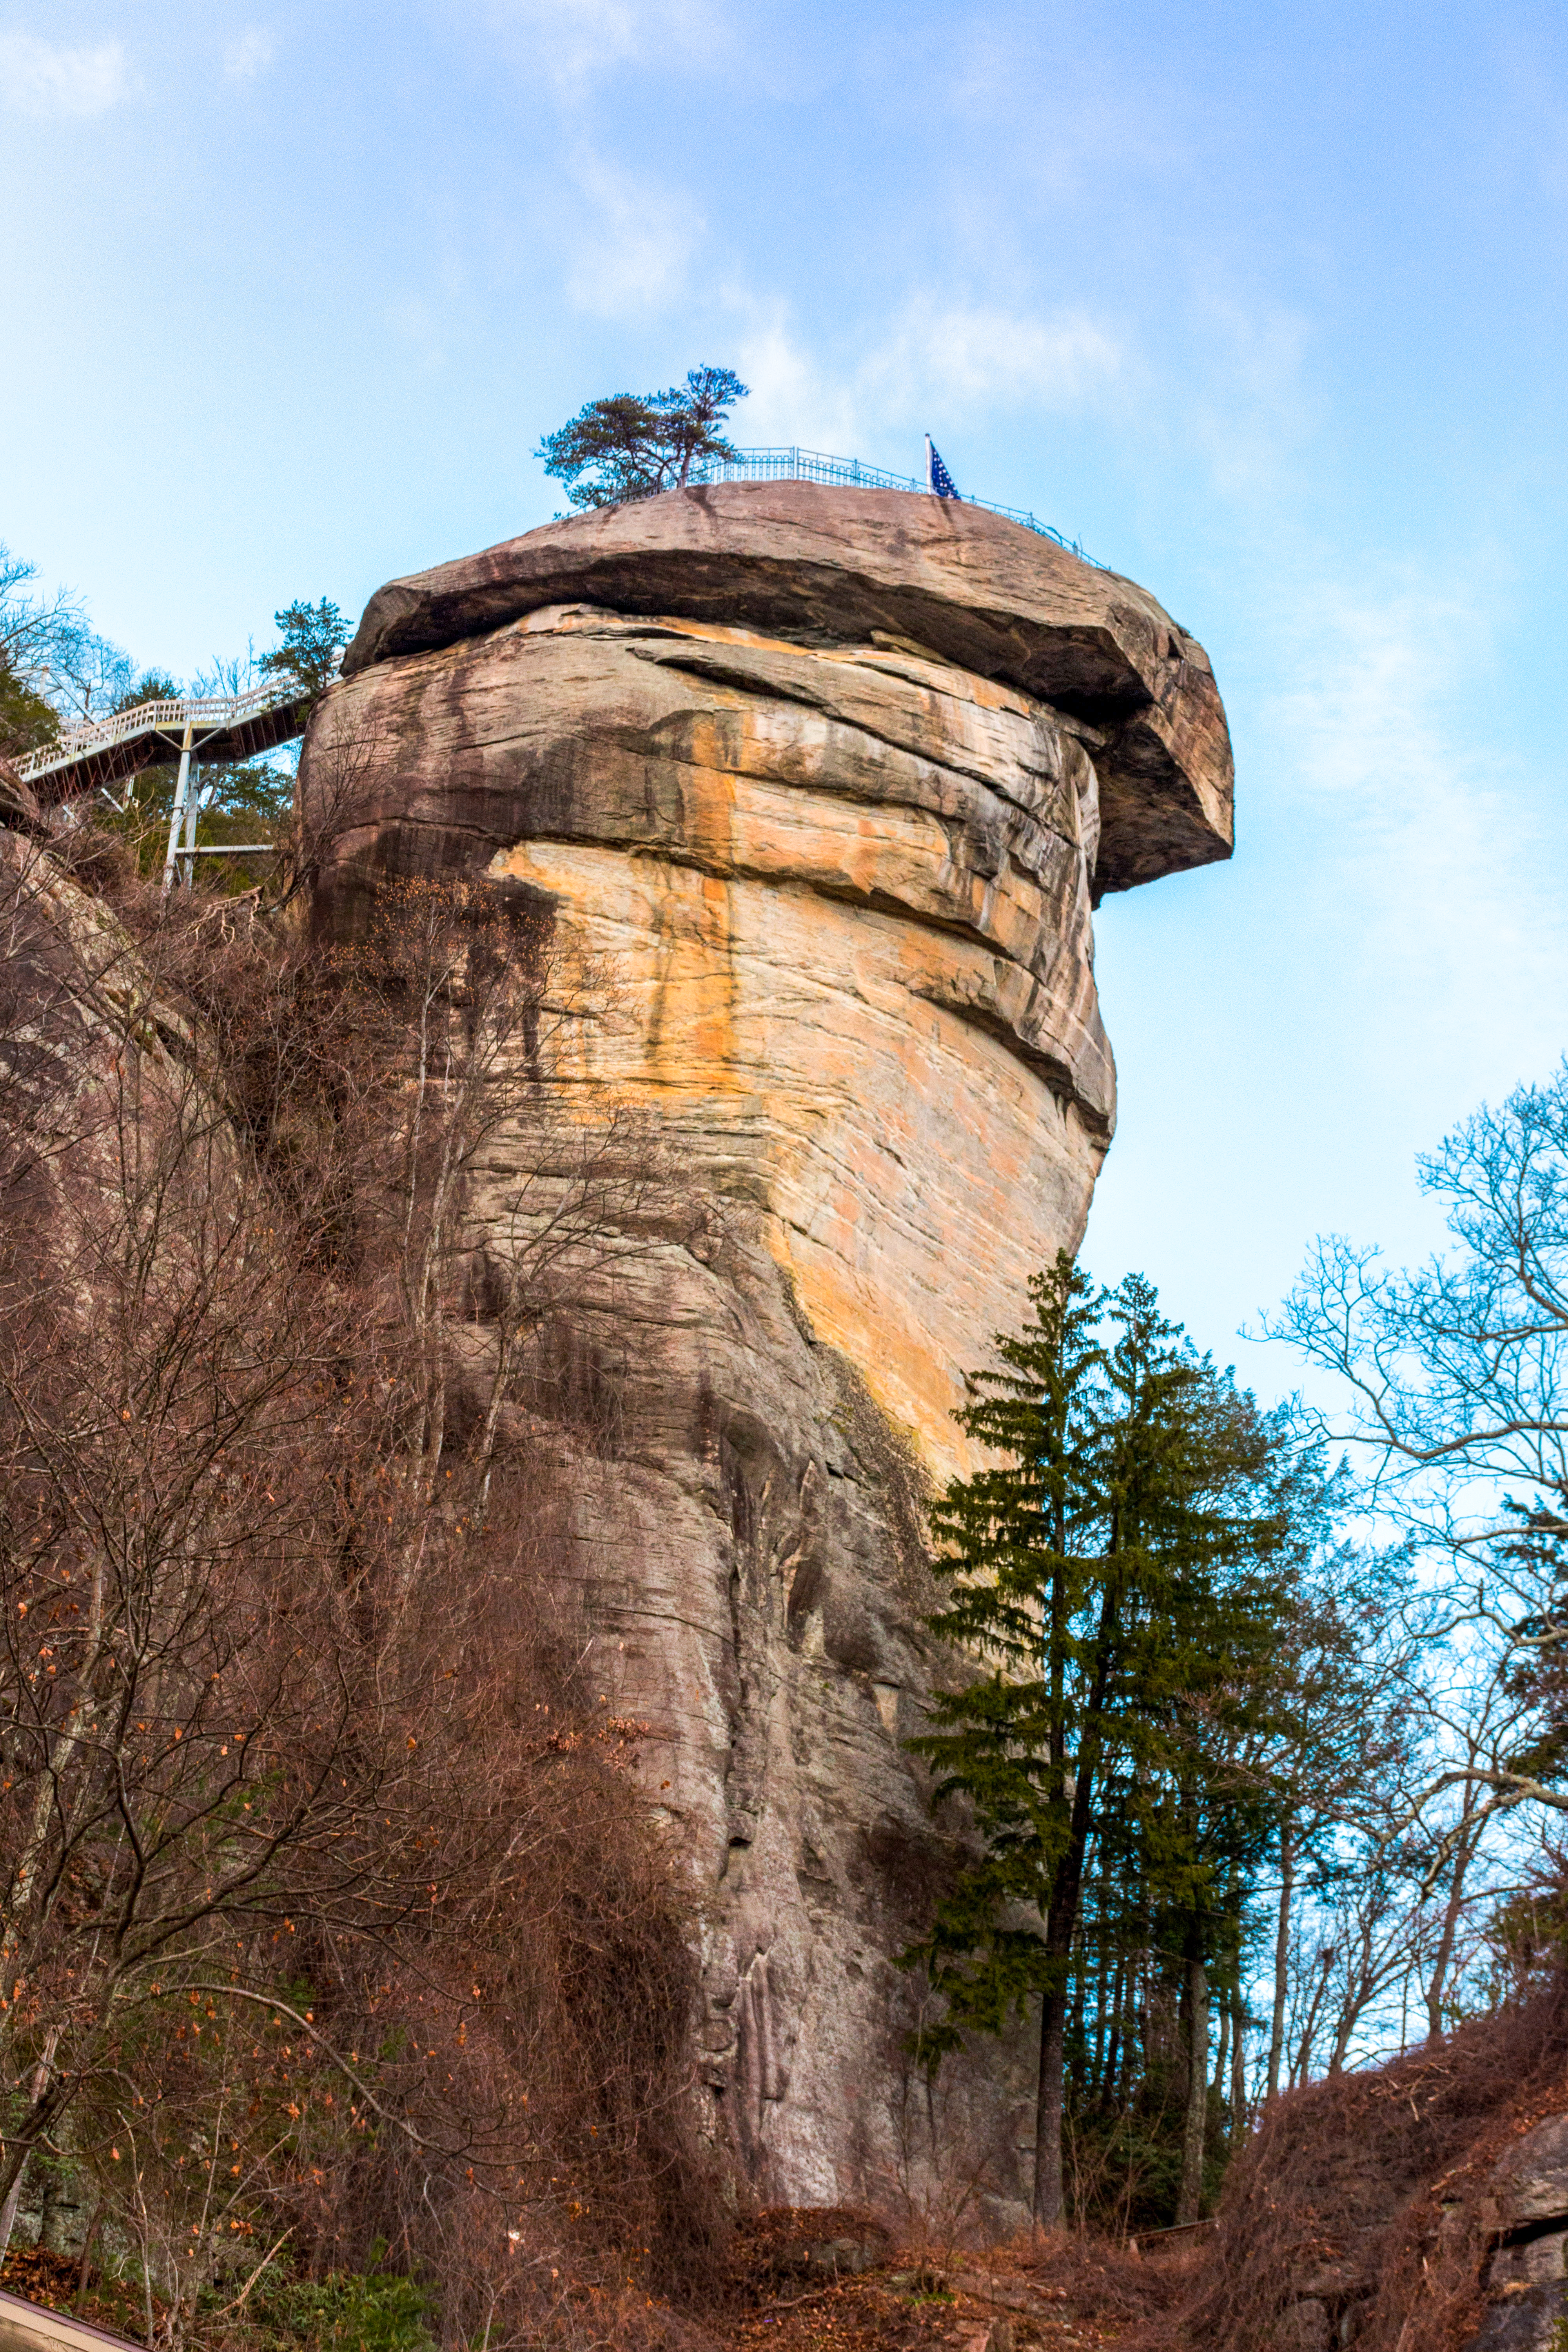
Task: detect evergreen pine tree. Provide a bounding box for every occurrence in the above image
[902,1256,1290,2229]
[536,367,748,508]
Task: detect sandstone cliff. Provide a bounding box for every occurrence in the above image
[303,482,1234,2217]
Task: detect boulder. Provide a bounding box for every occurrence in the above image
[1276,2298,1335,2352]
[1469,2286,1568,2352]
[1492,2116,1568,2228]
[1465,2114,1568,2352]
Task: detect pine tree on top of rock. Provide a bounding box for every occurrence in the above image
[536,365,749,508]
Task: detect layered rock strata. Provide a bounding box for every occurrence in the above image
[305,483,1233,2212]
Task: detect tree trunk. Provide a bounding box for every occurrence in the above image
[1293,1947,1332,2087]
[1031,1564,1125,2232]
[1267,1826,1294,2100]
[1034,1987,1068,2230]
[0,2029,60,2265]
[1102,1951,1124,2109]
[1230,1987,1248,2138]
[1069,1946,1088,2093]
[1124,1949,1148,2107]
[0,2167,27,2272]
[1426,1817,1476,2043]
[1176,1951,1209,2225]
[74,2198,106,2312]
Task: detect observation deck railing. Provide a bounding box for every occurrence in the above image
[684,446,1102,566]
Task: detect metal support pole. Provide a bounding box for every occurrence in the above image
[181,760,200,887]
[161,722,195,894]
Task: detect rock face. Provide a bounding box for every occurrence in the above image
[1471,2116,1568,2352]
[304,483,1232,2213]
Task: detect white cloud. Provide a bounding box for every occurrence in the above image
[1181,290,1317,507]
[223,27,276,82]
[729,298,1122,471]
[0,31,132,117]
[563,155,699,318]
[729,312,862,452]
[1265,568,1568,1096]
[485,0,724,94]
[871,294,1121,419]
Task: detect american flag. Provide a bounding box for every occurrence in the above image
[926,437,960,499]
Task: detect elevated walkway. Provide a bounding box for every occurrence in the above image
[10,673,316,889]
[13,675,311,805]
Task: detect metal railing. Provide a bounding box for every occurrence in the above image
[15,672,310,788]
[684,447,1102,566]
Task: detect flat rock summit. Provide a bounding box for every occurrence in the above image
[303,481,1235,2215]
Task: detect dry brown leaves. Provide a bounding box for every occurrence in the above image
[709,2212,1178,2352]
[0,2243,160,2340]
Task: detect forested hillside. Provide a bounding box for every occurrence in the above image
[4,531,1568,2352]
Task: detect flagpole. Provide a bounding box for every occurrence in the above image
[925,434,933,494]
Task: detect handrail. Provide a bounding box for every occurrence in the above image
[0,2280,147,2352]
[683,446,1102,566]
[15,672,312,788]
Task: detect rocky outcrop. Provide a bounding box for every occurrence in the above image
[0,829,211,1242]
[1180,1984,1568,2352]
[1253,2108,1568,2352]
[303,483,1233,2214]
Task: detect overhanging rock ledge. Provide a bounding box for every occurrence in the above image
[342,482,1232,898]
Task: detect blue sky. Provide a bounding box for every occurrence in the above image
[4,0,1566,1404]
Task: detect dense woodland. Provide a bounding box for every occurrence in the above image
[3,539,1568,2344]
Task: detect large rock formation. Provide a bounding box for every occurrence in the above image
[305,483,1232,2214]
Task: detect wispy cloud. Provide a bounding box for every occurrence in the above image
[873,294,1121,419]
[729,313,862,451]
[1181,289,1317,508]
[731,297,1121,462]
[223,27,276,82]
[563,154,700,317]
[0,30,132,117]
[484,0,725,94]
[1265,565,1568,1090]
[384,295,450,372]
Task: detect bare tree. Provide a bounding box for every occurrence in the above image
[0,545,132,725]
[1271,1064,1568,1849]
[0,828,715,2337]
